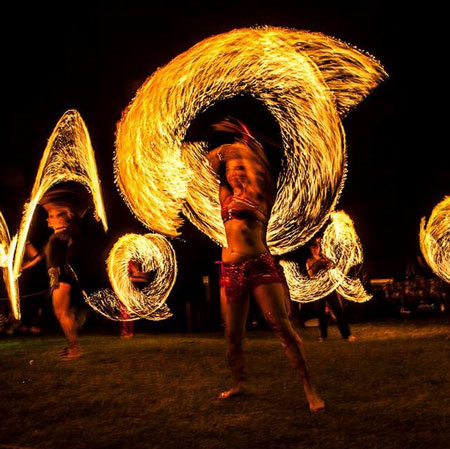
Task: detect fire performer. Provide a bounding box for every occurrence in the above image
[207,118,324,412]
[306,237,356,342]
[22,183,90,360]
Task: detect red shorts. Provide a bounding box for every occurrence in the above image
[218,252,286,303]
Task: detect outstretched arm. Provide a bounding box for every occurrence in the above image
[22,241,44,271]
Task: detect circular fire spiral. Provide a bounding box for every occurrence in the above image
[87,233,175,321]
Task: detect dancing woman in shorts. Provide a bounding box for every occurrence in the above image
[207,119,324,412]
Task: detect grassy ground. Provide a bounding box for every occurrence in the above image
[0,318,449,449]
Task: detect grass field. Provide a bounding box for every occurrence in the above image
[1,318,449,449]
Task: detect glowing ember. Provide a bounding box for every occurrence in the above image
[420,196,450,283]
[0,110,108,319]
[281,211,372,302]
[115,27,386,255]
[87,233,175,321]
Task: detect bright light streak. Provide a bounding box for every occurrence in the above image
[1,110,108,319]
[87,233,175,321]
[281,211,372,302]
[0,213,20,318]
[0,212,11,268]
[115,27,386,255]
[420,196,450,283]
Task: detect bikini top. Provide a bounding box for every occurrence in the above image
[221,196,269,224]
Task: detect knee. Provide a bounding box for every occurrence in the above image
[267,316,290,334]
[53,304,69,321]
[268,318,299,347]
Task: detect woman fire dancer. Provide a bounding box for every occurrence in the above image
[207,118,324,412]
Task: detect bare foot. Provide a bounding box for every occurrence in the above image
[304,384,326,413]
[59,344,82,361]
[346,335,357,342]
[216,384,246,400]
[120,332,134,339]
[308,394,326,413]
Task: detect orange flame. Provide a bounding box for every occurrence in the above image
[281,211,372,302]
[0,110,107,319]
[420,196,450,283]
[115,27,386,255]
[87,233,175,321]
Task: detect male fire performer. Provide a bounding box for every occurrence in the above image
[22,183,90,360]
[207,118,324,412]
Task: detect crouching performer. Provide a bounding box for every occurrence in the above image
[207,119,324,412]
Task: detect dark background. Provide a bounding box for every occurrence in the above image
[1,0,447,300]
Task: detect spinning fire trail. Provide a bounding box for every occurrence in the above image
[114,27,386,302]
[0,110,108,319]
[87,233,175,321]
[420,196,450,284]
[281,211,372,303]
[2,29,386,317]
[0,212,19,317]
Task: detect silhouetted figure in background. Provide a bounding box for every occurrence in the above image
[306,237,356,342]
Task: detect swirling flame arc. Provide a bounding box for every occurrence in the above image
[420,196,450,283]
[0,110,108,319]
[281,211,372,303]
[87,233,175,321]
[115,27,387,255]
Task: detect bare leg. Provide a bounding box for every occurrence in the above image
[120,320,134,338]
[120,304,134,338]
[217,287,250,399]
[327,293,352,340]
[52,283,81,360]
[316,297,328,340]
[253,283,325,412]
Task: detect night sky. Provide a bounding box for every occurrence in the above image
[1,1,448,283]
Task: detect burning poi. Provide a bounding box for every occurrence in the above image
[420,196,450,284]
[86,233,175,321]
[114,27,386,300]
[0,110,107,320]
[281,211,372,303]
[112,27,385,408]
